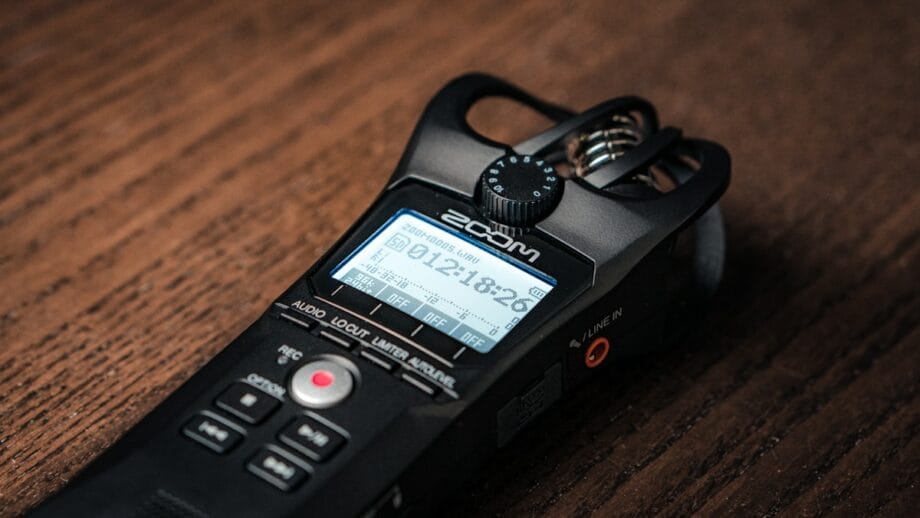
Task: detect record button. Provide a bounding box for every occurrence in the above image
[290,359,354,408]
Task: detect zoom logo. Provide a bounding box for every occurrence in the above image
[440,209,541,263]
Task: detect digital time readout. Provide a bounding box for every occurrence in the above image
[330,210,555,353]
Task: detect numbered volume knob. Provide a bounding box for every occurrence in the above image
[479,155,561,226]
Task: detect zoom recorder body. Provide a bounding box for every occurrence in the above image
[33,74,730,517]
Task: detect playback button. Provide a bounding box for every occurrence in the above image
[279,416,346,462]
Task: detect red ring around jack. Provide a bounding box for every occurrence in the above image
[585,337,610,368]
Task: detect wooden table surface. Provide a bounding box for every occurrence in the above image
[1,0,917,516]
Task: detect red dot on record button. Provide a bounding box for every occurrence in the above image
[311,370,334,388]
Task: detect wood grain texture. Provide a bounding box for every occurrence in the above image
[0,0,917,515]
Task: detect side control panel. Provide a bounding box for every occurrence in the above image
[496,363,562,447]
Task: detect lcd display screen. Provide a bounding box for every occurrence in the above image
[331,210,555,353]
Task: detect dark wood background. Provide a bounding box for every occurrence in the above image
[1,0,917,516]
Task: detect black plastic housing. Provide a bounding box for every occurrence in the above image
[30,74,730,518]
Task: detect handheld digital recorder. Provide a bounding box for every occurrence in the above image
[32,74,730,517]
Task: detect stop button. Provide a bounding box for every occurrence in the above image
[290,359,354,408]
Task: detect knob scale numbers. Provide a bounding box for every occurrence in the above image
[479,154,562,227]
